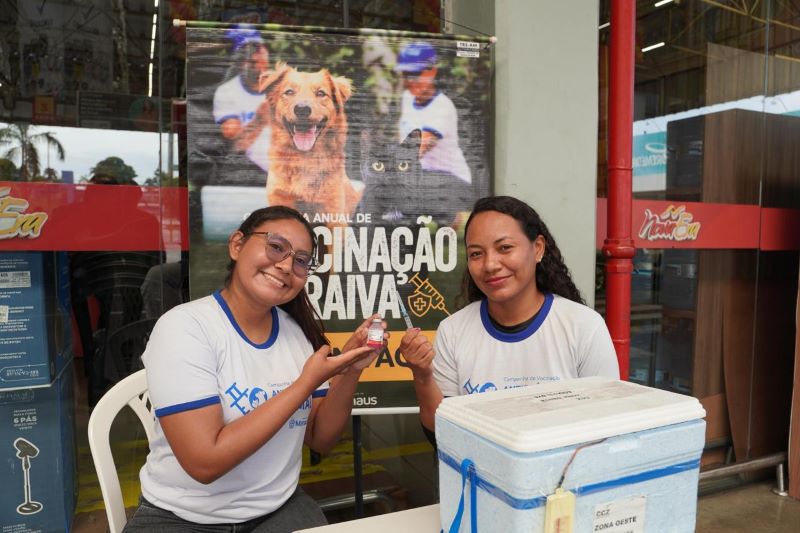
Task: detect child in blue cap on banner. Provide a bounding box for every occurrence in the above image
[395,41,472,186]
[213,27,272,174]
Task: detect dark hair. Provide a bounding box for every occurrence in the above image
[461,196,584,305]
[225,206,328,350]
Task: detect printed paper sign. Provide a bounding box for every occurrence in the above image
[0,271,32,289]
[592,496,646,533]
[466,381,647,420]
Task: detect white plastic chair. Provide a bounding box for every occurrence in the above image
[87,369,155,533]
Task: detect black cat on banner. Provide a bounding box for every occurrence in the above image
[358,129,474,225]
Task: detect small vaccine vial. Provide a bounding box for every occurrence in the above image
[366,318,384,349]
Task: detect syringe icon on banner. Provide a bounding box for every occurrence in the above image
[407,272,451,317]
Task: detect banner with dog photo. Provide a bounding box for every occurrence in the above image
[186,25,492,409]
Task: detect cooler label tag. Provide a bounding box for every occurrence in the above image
[592,495,646,533]
[544,488,575,533]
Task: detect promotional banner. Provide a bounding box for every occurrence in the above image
[186,26,493,409]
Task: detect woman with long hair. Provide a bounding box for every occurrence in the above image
[401,196,619,434]
[125,206,384,531]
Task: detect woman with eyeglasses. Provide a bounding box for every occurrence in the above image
[125,206,384,532]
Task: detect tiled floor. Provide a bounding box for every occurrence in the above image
[696,482,800,533]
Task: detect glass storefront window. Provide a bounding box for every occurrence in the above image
[1,2,443,530]
[597,0,798,470]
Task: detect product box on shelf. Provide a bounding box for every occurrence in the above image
[0,361,76,532]
[0,251,72,389]
[436,377,706,533]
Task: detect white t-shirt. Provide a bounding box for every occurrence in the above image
[433,294,619,397]
[398,90,471,184]
[140,292,327,523]
[213,75,271,172]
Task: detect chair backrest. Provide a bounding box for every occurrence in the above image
[87,369,154,533]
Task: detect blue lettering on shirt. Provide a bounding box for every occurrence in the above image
[463,379,497,395]
[226,382,251,415]
[225,381,315,415]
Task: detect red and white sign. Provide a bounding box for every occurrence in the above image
[0,187,49,239]
[3,184,797,254]
[596,198,798,250]
[638,205,701,242]
[0,182,188,252]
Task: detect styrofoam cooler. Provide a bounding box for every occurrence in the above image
[436,377,706,533]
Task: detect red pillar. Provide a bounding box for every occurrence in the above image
[602,0,636,380]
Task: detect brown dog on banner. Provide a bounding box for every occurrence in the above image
[257,62,361,216]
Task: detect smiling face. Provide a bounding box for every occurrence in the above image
[263,65,352,153]
[465,211,545,318]
[228,217,313,308]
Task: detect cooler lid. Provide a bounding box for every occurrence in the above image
[436,377,706,453]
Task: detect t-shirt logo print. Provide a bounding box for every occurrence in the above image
[225,382,269,414]
[463,378,497,395]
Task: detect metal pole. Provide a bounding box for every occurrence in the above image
[173,19,496,44]
[699,452,787,481]
[603,0,636,380]
[352,415,364,517]
[772,463,789,496]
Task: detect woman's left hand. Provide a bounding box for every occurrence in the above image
[340,314,388,373]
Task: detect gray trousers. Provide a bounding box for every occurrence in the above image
[123,487,327,533]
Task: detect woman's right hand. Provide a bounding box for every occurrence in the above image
[301,344,375,388]
[399,328,435,378]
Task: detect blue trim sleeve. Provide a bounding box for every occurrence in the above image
[155,396,220,417]
[422,126,444,139]
[215,114,240,126]
[311,389,328,398]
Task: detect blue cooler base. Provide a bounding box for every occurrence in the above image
[437,418,705,533]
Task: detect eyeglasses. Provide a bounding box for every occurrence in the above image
[249,232,316,277]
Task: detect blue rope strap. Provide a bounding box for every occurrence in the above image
[448,458,478,533]
[440,448,700,527]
